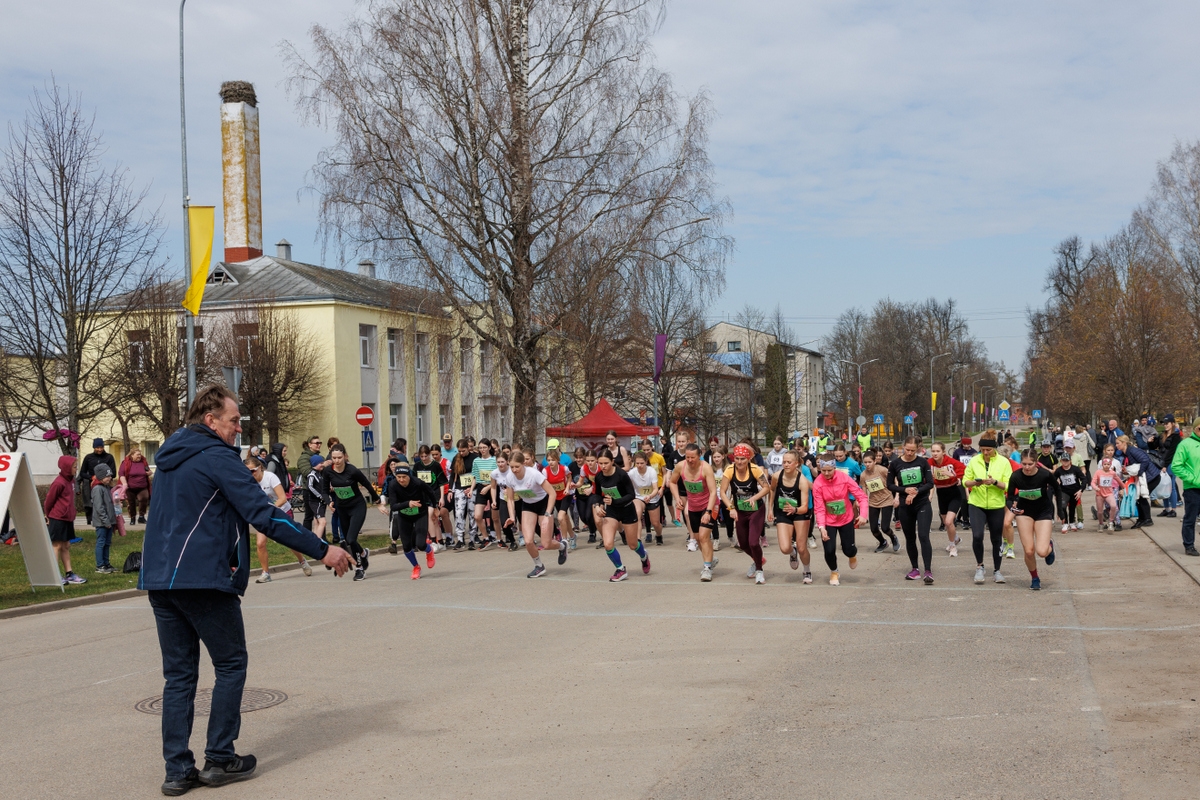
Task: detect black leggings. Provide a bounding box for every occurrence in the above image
[822,523,857,571]
[868,506,894,543]
[969,505,1006,570]
[335,501,368,557]
[392,512,429,553]
[1136,475,1161,524]
[717,505,735,541]
[897,500,933,571]
[735,507,766,569]
[1056,491,1078,524]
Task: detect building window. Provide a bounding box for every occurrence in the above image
[390,404,402,443]
[177,325,207,371]
[143,440,160,466]
[703,340,717,353]
[437,338,450,373]
[480,341,493,374]
[500,405,509,440]
[232,322,259,361]
[417,404,427,443]
[359,325,376,367]
[387,329,398,369]
[439,404,449,438]
[460,339,473,374]
[415,333,427,372]
[128,329,149,372]
[461,404,471,434]
[727,341,742,352]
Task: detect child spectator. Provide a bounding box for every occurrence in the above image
[44,455,86,584]
[91,464,117,573]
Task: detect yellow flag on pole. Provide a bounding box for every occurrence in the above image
[931,392,938,411]
[181,206,215,316]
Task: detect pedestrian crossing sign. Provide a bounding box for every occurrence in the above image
[873,414,884,425]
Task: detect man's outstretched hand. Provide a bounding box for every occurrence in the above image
[322,545,354,577]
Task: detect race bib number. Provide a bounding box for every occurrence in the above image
[1099,476,1113,488]
[550,481,567,493]
[478,468,493,482]
[417,471,433,484]
[683,479,705,495]
[602,486,621,499]
[900,467,922,486]
[824,499,846,516]
[777,495,797,512]
[515,488,538,499]
[636,484,654,496]
[865,477,885,494]
[1060,474,1077,486]
[578,483,592,495]
[459,474,475,489]
[399,506,420,516]
[933,466,954,481]
[736,497,758,512]
[332,485,356,500]
[1017,488,1042,500]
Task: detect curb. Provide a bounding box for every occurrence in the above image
[1138,524,1200,590]
[0,560,310,621]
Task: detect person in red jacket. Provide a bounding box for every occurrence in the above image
[44,455,86,584]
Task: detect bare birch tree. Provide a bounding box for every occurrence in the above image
[285,0,729,444]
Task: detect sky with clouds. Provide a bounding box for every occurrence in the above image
[3,0,1199,368]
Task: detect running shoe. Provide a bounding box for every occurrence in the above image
[755,570,765,585]
[595,540,604,549]
[527,564,546,578]
[301,560,312,577]
[255,572,272,584]
[890,535,900,552]
[714,538,721,551]
[848,556,858,570]
[829,571,840,586]
[874,541,889,553]
[644,533,653,543]
[655,535,664,546]
[673,518,681,527]
[641,557,651,575]
[1044,540,1055,566]
[923,571,934,585]
[994,570,1005,584]
[1005,543,1016,559]
[1030,576,1041,591]
[686,538,698,552]
[508,541,519,552]
[948,545,958,558]
[1074,522,1085,530]
[557,542,568,566]
[411,566,421,580]
[700,565,713,582]
[746,564,757,579]
[360,548,370,571]
[570,536,578,550]
[905,568,921,580]
[1061,524,1069,534]
[587,534,597,544]
[467,541,476,551]
[63,572,86,585]
[517,535,526,547]
[427,549,436,569]
[353,566,365,581]
[480,540,496,552]
[610,566,628,582]
[95,565,114,574]
[790,548,799,569]
[388,540,398,554]
[802,572,812,584]
[974,566,985,584]
[1185,546,1200,557]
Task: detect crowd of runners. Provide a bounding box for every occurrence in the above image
[245,416,1200,591]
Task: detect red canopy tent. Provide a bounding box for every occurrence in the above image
[545,398,659,439]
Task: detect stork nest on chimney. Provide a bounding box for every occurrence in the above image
[219,81,257,107]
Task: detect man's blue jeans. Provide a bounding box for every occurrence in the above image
[148,589,247,780]
[1182,488,1200,550]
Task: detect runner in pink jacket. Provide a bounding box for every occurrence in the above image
[811,461,868,585]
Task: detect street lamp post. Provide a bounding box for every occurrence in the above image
[930,352,951,443]
[962,372,979,435]
[972,379,987,431]
[179,0,197,404]
[839,358,878,435]
[983,387,995,428]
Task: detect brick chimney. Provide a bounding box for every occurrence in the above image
[220,81,262,262]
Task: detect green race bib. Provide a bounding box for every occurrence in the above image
[777,495,797,511]
[736,497,758,512]
[865,477,885,493]
[602,486,622,499]
[1017,488,1042,500]
[399,506,420,516]
[333,485,356,500]
[825,499,846,516]
[417,470,433,483]
[900,467,922,486]
[683,479,705,494]
[515,488,537,499]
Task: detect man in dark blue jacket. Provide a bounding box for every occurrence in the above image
[141,386,352,796]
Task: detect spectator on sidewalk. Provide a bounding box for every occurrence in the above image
[90,464,116,573]
[119,447,152,525]
[297,435,322,486]
[44,455,85,585]
[1170,419,1200,557]
[78,438,115,526]
[140,385,352,796]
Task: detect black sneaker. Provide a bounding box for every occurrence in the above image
[388,540,398,554]
[359,548,370,570]
[1130,519,1144,529]
[138,516,147,524]
[198,754,257,787]
[890,535,900,552]
[1185,546,1200,557]
[467,541,476,550]
[353,566,365,581]
[161,768,202,796]
[558,543,569,565]
[587,534,597,543]
[453,542,464,551]
[874,541,889,553]
[508,541,519,552]
[656,535,663,546]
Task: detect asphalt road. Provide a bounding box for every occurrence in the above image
[2,511,1198,799]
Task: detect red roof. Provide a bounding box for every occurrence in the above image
[545,398,659,439]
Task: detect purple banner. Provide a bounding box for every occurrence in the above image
[653,334,667,384]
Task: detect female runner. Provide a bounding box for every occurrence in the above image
[414,445,448,547]
[769,450,813,583]
[722,443,772,584]
[670,443,720,581]
[592,450,651,581]
[322,443,377,581]
[576,451,602,545]
[811,455,868,586]
[962,430,1012,585]
[859,449,898,553]
[886,437,936,583]
[379,463,439,579]
[503,451,566,578]
[603,431,633,470]
[543,448,576,548]
[471,440,499,550]
[929,442,964,557]
[709,446,734,550]
[1007,449,1058,590]
[629,452,664,546]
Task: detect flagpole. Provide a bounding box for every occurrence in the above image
[180,0,197,403]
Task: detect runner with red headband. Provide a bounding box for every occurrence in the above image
[670,443,721,581]
[722,443,772,584]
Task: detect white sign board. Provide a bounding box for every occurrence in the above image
[0,452,63,590]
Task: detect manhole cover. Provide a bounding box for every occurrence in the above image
[135,688,287,716]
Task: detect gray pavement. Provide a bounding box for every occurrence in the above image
[2,512,1199,799]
